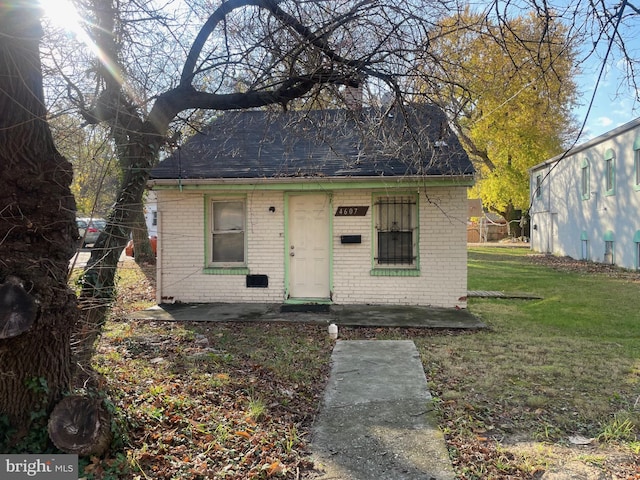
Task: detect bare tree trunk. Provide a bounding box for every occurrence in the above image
[131,203,155,264]
[0,2,79,443]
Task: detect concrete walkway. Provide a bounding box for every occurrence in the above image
[308,340,455,480]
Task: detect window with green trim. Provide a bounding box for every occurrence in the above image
[581,158,590,200]
[604,240,614,265]
[374,195,417,266]
[209,199,246,266]
[535,174,542,198]
[635,148,640,189]
[634,231,640,270]
[604,149,615,196]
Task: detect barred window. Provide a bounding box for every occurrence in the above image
[374,196,417,266]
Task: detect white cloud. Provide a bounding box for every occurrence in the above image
[596,116,613,127]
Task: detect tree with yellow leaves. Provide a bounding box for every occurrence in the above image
[419,8,579,225]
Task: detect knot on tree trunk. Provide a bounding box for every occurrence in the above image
[48,395,112,456]
[0,276,37,339]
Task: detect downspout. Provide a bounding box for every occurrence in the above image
[155,203,163,304]
[178,145,183,192]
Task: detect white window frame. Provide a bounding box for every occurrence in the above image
[209,199,246,267]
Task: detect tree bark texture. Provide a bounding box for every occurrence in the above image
[131,204,155,265]
[48,395,112,456]
[0,1,79,434]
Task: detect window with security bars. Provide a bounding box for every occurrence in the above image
[375,196,417,265]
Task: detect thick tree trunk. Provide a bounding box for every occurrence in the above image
[0,2,79,441]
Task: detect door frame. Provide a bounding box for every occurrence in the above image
[284,192,333,303]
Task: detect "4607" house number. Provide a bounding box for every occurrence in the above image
[335,206,369,216]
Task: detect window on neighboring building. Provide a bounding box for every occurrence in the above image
[604,149,615,196]
[152,211,158,226]
[210,199,245,265]
[535,174,542,198]
[604,230,615,265]
[634,231,640,270]
[580,231,589,261]
[581,158,590,200]
[604,241,614,264]
[634,143,640,190]
[374,195,417,266]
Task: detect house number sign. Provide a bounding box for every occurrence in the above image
[335,206,369,216]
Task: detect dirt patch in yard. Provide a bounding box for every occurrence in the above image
[527,254,640,282]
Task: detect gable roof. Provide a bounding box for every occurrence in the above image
[150,104,474,181]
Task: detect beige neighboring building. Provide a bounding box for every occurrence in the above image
[148,106,474,310]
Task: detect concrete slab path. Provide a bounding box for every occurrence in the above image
[308,340,455,480]
[129,303,485,329]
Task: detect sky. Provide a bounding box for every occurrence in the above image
[565,2,640,143]
[573,53,640,142]
[38,0,638,144]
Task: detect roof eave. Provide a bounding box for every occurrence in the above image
[530,116,640,172]
[148,174,475,189]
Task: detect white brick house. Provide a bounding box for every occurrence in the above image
[148,106,474,308]
[529,117,640,269]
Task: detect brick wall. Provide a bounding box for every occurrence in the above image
[155,185,467,308]
[331,188,467,307]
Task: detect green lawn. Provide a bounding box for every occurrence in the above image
[416,247,640,476]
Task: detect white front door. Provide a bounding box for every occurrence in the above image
[288,194,330,299]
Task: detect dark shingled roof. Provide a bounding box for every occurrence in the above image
[150,104,474,180]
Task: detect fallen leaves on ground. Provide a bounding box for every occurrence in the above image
[83,257,640,479]
[86,260,332,479]
[527,253,640,281]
